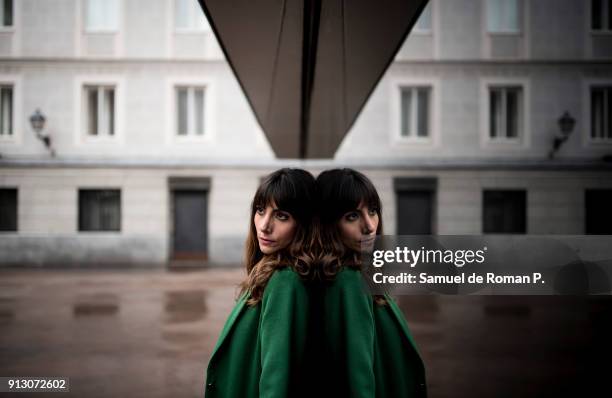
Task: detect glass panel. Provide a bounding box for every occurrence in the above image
[505,0,519,32]
[86,0,118,30]
[400,89,412,136]
[487,0,502,32]
[0,87,12,136]
[415,2,432,31]
[417,88,429,137]
[591,88,604,139]
[0,188,17,231]
[177,88,188,135]
[506,89,519,138]
[87,87,98,135]
[175,0,189,29]
[190,0,209,30]
[592,0,603,30]
[194,88,204,135]
[79,190,120,231]
[104,88,114,136]
[3,0,13,27]
[490,89,501,138]
[607,88,612,138]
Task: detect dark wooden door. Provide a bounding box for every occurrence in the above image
[397,190,434,235]
[172,190,208,260]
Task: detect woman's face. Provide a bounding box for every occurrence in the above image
[254,201,297,255]
[337,201,379,252]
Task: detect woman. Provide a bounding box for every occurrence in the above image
[204,168,317,398]
[315,168,427,398]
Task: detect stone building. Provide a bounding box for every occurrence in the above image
[0,0,611,266]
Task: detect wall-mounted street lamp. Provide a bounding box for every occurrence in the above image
[30,109,55,157]
[548,111,576,159]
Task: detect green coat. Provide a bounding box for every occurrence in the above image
[204,267,312,398]
[322,268,427,398]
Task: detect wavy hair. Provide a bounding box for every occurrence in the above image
[238,168,316,306]
[315,168,387,305]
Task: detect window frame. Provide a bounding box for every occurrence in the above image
[74,75,124,146]
[173,0,211,34]
[0,0,14,31]
[77,188,122,232]
[480,77,530,150]
[412,0,433,35]
[0,187,18,233]
[590,0,612,34]
[0,74,21,146]
[485,0,523,35]
[482,189,527,234]
[390,77,440,147]
[166,76,215,145]
[583,79,612,147]
[83,0,120,33]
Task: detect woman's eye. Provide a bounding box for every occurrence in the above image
[345,212,359,221]
[255,206,265,215]
[275,212,289,221]
[368,208,378,216]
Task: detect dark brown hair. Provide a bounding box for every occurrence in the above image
[315,168,387,305]
[238,168,316,306]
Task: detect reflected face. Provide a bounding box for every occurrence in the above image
[254,201,297,255]
[337,202,379,252]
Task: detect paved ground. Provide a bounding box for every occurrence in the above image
[1,268,610,398]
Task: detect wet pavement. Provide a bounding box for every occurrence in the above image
[1,268,611,398]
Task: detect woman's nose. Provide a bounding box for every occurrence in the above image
[259,213,272,233]
[362,214,375,234]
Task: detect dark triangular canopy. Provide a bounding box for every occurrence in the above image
[198,0,429,158]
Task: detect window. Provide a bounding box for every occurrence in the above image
[483,190,526,234]
[0,188,17,232]
[487,0,520,33]
[0,0,13,27]
[176,86,205,136]
[585,189,612,234]
[84,85,115,136]
[591,86,612,140]
[489,86,522,140]
[400,87,430,138]
[413,2,432,33]
[85,0,119,32]
[592,0,612,31]
[0,85,12,136]
[78,189,121,232]
[175,0,210,31]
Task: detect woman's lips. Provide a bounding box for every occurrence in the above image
[360,237,376,245]
[258,237,275,246]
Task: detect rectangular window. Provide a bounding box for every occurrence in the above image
[0,0,13,27]
[592,0,612,31]
[85,0,119,31]
[0,85,12,136]
[591,86,612,140]
[84,85,115,136]
[0,188,17,232]
[176,86,205,136]
[175,0,210,31]
[489,86,522,139]
[400,87,430,137]
[78,189,121,232]
[487,0,520,33]
[483,190,526,234]
[414,2,432,33]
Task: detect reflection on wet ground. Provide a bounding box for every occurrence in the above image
[0,269,610,397]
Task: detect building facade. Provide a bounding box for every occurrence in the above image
[0,0,611,267]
